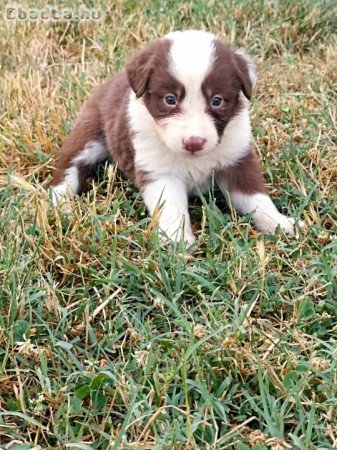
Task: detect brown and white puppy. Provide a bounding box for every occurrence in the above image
[51,30,303,244]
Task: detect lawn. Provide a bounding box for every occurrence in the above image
[0,0,336,448]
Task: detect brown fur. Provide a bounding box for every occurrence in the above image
[216,147,267,194]
[51,73,136,188]
[127,39,185,121]
[100,74,135,181]
[202,40,249,138]
[51,100,103,186]
[135,170,151,189]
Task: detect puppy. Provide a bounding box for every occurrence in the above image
[51,30,303,244]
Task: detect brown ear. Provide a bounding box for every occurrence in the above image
[126,46,156,98]
[234,50,256,100]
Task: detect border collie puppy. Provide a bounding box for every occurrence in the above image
[51,30,303,244]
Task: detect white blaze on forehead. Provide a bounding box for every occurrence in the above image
[162,30,218,146]
[165,30,215,87]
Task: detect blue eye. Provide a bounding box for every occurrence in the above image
[165,95,176,106]
[211,96,223,107]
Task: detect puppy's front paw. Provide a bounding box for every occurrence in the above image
[158,217,195,245]
[161,226,196,246]
[254,211,305,236]
[281,217,306,235]
[184,231,196,246]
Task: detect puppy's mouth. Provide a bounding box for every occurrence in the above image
[184,149,206,156]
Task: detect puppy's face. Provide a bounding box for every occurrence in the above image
[127,30,256,156]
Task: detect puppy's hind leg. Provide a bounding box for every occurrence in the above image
[51,102,108,208]
[216,149,304,235]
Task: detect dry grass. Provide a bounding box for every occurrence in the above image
[0,0,336,448]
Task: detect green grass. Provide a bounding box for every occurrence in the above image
[0,0,337,448]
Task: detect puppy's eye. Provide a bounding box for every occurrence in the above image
[211,96,224,107]
[164,94,176,106]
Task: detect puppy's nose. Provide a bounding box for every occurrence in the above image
[183,136,206,152]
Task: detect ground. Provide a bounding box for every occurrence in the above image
[0,0,336,449]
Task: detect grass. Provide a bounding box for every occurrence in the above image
[0,0,336,448]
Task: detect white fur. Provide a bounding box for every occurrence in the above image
[229,192,303,235]
[51,166,79,206]
[72,139,107,166]
[51,140,107,205]
[128,92,252,190]
[166,30,215,82]
[143,176,195,244]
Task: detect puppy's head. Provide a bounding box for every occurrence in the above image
[126,30,256,156]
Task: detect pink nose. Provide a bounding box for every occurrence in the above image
[183,136,206,152]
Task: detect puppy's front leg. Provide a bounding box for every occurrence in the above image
[216,150,303,235]
[141,175,195,244]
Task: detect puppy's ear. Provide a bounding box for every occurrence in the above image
[234,50,257,100]
[126,45,156,98]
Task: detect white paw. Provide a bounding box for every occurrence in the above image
[160,227,196,246]
[254,211,305,236]
[184,231,196,246]
[50,186,74,214]
[159,220,195,245]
